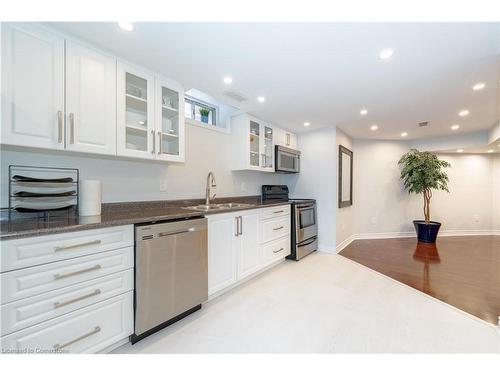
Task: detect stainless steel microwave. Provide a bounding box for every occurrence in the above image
[275,145,300,173]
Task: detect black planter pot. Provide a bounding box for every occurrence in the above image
[413,220,441,243]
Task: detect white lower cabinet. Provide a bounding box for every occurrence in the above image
[236,211,260,280]
[208,212,238,295]
[208,206,291,296]
[0,292,133,354]
[1,270,133,336]
[0,225,134,354]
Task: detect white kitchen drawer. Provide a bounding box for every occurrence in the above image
[1,269,133,336]
[0,292,133,354]
[260,216,290,244]
[260,205,290,220]
[261,236,291,266]
[1,247,133,304]
[1,225,133,272]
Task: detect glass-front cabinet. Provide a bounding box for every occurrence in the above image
[247,119,274,171]
[231,114,275,172]
[155,77,185,161]
[117,62,185,161]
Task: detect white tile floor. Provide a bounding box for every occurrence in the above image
[112,252,500,354]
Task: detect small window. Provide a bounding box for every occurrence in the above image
[185,96,217,126]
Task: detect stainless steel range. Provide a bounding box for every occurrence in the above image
[262,185,318,260]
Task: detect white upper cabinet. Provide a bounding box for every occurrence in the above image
[155,76,185,162]
[65,40,117,155]
[1,23,185,163]
[1,23,65,150]
[116,61,156,159]
[231,114,275,172]
[275,127,297,149]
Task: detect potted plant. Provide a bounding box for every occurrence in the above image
[398,149,451,243]
[199,108,210,123]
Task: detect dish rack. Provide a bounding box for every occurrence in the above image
[8,165,79,217]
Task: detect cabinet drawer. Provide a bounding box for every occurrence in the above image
[0,292,133,354]
[261,216,290,243]
[1,247,133,304]
[1,269,133,336]
[1,225,133,272]
[260,205,290,220]
[261,237,291,266]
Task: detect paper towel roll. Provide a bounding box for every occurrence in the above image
[79,180,102,216]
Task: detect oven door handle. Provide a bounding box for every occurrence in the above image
[297,237,317,247]
[296,203,315,209]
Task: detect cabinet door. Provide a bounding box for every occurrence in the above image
[1,23,64,150]
[208,214,238,295]
[65,41,116,155]
[116,61,155,159]
[155,76,185,162]
[261,124,275,171]
[237,211,261,279]
[248,119,261,168]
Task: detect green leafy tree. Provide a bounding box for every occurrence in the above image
[398,149,451,224]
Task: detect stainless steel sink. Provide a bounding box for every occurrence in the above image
[182,202,255,212]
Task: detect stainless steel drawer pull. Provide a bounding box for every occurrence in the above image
[54,239,102,251]
[53,326,101,350]
[53,289,101,309]
[273,247,284,254]
[158,228,195,237]
[273,210,284,214]
[273,226,284,231]
[54,265,101,280]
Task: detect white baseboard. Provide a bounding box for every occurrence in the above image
[335,235,355,253]
[336,229,500,253]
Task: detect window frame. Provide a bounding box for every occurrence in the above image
[184,95,218,126]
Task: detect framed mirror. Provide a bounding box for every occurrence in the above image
[338,145,353,208]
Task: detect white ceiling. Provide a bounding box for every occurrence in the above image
[50,22,500,140]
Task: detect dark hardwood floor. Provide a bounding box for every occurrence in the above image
[339,236,500,325]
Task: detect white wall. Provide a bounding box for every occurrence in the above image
[352,138,498,235]
[336,128,354,246]
[288,127,337,252]
[0,123,290,206]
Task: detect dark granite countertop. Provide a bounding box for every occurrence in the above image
[0,196,290,240]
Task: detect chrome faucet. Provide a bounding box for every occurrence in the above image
[205,171,217,205]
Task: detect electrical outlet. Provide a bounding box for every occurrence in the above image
[370,217,377,225]
[240,182,246,191]
[473,214,480,223]
[159,179,168,192]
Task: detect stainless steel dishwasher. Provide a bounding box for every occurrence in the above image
[131,217,208,344]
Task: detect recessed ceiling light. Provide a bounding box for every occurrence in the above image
[118,22,134,32]
[223,76,233,84]
[379,48,394,60]
[257,96,265,103]
[458,109,469,117]
[304,122,310,127]
[451,124,460,130]
[370,125,378,131]
[472,82,486,91]
[487,149,494,153]
[456,149,464,153]
[401,132,408,137]
[360,109,368,115]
